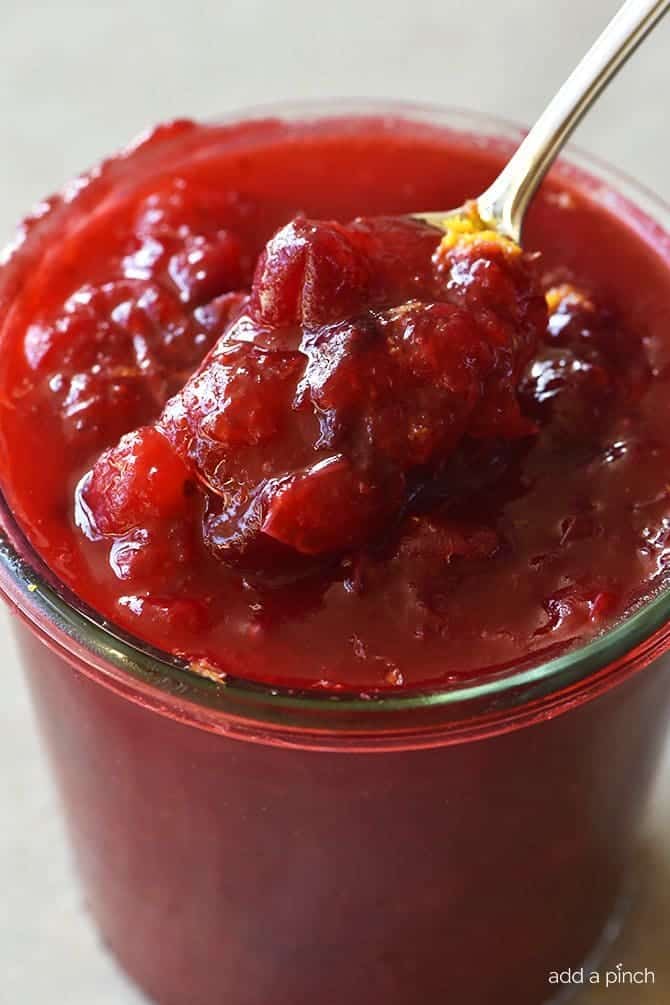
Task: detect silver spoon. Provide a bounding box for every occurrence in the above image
[413,0,669,243]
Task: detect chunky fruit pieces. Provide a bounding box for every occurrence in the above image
[520,283,649,438]
[78,426,192,537]
[2,116,660,690]
[80,213,546,571]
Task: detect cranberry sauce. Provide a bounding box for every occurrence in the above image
[0,116,668,691]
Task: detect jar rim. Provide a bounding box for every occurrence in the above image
[2,97,670,749]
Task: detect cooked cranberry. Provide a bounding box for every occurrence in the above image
[107,522,194,583]
[23,280,214,451]
[249,218,372,326]
[521,348,614,437]
[77,426,191,537]
[521,285,648,438]
[168,231,245,307]
[261,455,400,555]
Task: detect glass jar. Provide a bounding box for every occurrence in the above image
[2,101,670,1005]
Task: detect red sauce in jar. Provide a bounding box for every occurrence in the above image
[1,114,669,692]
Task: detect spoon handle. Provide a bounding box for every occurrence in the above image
[477,0,670,242]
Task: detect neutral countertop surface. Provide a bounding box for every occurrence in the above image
[1,2,670,1002]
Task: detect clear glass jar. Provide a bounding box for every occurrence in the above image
[2,101,670,1005]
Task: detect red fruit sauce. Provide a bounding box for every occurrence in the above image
[1,115,668,692]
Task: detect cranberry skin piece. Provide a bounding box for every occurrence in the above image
[261,455,401,556]
[249,219,372,326]
[79,426,192,537]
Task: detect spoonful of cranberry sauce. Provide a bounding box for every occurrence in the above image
[76,0,667,579]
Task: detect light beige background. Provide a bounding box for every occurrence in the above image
[0,1,669,1002]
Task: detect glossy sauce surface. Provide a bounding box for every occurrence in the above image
[1,115,670,692]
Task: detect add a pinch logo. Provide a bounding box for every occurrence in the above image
[548,963,656,989]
